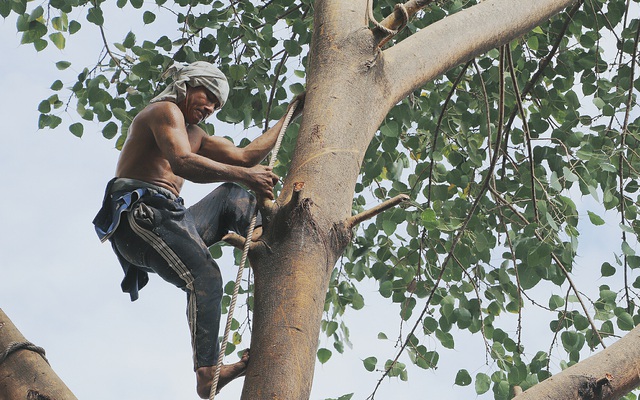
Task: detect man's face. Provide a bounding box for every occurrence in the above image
[182,86,220,124]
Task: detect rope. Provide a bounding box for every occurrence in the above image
[209,99,300,399]
[0,341,49,365]
[367,0,410,38]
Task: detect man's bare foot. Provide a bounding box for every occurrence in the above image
[196,350,249,399]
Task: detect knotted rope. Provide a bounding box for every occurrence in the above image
[209,99,300,399]
[367,0,410,38]
[0,341,49,365]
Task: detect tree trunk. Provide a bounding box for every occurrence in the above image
[241,0,578,398]
[0,309,77,400]
[514,324,640,400]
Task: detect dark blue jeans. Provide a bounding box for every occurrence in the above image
[110,182,257,369]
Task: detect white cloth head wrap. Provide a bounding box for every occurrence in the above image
[150,61,230,106]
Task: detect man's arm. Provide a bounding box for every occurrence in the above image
[149,103,279,198]
[197,95,304,167]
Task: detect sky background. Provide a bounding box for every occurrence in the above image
[0,4,636,400]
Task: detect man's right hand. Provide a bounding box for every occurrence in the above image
[244,165,279,200]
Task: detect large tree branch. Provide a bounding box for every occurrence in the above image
[0,309,77,399]
[514,324,640,399]
[312,0,369,41]
[381,0,577,106]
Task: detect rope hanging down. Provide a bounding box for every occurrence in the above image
[0,341,49,365]
[209,99,300,400]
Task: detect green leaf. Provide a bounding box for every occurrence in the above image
[561,331,585,352]
[455,369,472,386]
[38,100,51,113]
[593,97,606,109]
[435,329,454,349]
[475,373,491,394]
[55,61,71,70]
[143,11,156,24]
[601,262,616,277]
[317,348,331,364]
[69,20,81,34]
[622,241,635,256]
[69,122,83,137]
[587,211,605,226]
[363,356,377,372]
[0,1,11,18]
[102,121,118,139]
[34,39,47,51]
[227,63,246,79]
[87,7,104,26]
[51,15,68,32]
[549,294,565,310]
[49,32,65,49]
[617,311,634,331]
[123,31,136,48]
[50,80,63,91]
[628,256,640,269]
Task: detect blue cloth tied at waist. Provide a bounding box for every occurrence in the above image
[93,177,183,301]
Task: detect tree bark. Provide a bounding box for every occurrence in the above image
[0,309,77,400]
[240,0,582,398]
[514,324,640,400]
[382,0,578,106]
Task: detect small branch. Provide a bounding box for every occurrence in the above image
[620,10,639,313]
[264,50,290,131]
[291,182,305,204]
[410,61,472,202]
[506,46,539,223]
[222,232,246,250]
[258,196,277,225]
[500,1,582,177]
[369,77,506,398]
[489,187,607,349]
[98,24,122,70]
[346,194,409,228]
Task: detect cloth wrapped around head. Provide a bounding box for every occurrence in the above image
[150,61,230,107]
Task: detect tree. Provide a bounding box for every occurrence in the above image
[3,0,640,398]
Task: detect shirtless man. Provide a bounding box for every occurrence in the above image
[93,61,302,397]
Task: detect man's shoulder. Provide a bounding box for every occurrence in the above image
[134,101,183,127]
[143,100,180,115]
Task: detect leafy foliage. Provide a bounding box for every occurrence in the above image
[5,0,640,398]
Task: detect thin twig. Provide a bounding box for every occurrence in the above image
[367,53,505,398]
[489,187,607,349]
[500,1,582,177]
[411,61,472,202]
[621,16,639,313]
[506,46,539,223]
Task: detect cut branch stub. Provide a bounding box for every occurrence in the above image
[346,194,410,229]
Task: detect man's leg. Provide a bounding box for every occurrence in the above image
[112,196,246,395]
[188,182,259,246]
[195,349,249,398]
